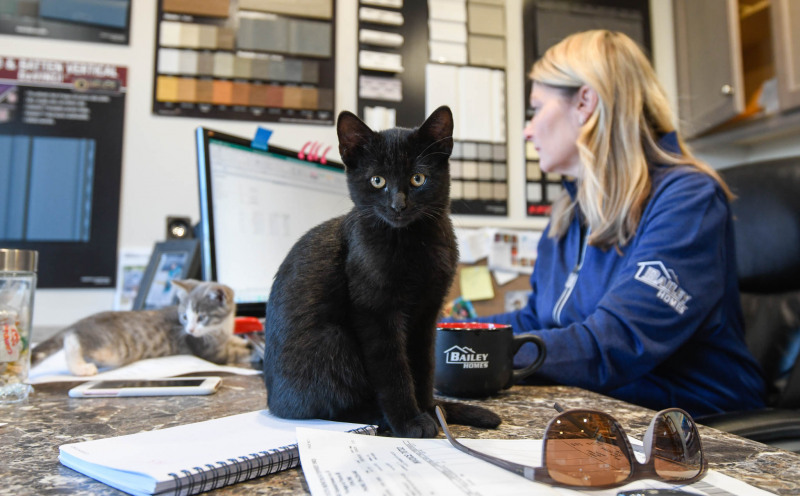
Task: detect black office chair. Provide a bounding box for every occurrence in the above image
[697,157,800,453]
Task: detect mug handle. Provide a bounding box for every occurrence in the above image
[507,333,546,387]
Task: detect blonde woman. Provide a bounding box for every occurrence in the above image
[465,30,765,416]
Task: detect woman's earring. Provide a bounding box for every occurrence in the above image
[579,115,587,125]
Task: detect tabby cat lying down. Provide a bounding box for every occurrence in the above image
[31,279,251,375]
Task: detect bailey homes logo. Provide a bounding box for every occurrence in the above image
[443,345,490,369]
[634,261,691,315]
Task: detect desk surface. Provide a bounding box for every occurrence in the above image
[2,374,799,495]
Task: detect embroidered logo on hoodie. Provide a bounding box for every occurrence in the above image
[634,261,691,315]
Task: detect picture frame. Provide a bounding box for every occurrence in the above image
[132,239,200,311]
[113,248,151,311]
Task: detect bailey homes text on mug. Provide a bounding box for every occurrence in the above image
[443,346,490,369]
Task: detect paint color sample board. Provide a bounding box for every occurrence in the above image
[425,0,509,216]
[356,0,510,217]
[0,0,131,44]
[152,0,336,124]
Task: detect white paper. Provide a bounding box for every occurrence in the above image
[297,429,776,496]
[488,229,541,275]
[27,352,260,384]
[454,227,492,263]
[59,411,374,496]
[492,269,517,286]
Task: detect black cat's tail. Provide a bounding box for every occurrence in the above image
[436,400,501,428]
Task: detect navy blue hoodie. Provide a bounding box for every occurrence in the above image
[467,133,765,417]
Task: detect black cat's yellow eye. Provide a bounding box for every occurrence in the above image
[370,176,386,189]
[410,173,426,187]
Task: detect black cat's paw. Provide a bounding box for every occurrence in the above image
[393,412,438,438]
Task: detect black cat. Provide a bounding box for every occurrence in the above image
[263,106,500,437]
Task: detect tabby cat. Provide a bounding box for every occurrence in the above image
[263,106,501,437]
[31,279,251,375]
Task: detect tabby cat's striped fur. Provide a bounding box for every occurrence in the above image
[31,279,250,375]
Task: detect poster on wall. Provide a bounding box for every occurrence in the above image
[0,56,126,288]
[0,0,131,45]
[152,0,336,125]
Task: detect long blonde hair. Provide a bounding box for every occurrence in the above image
[531,30,732,249]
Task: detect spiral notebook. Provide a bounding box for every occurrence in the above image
[58,409,377,496]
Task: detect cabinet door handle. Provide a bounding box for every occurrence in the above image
[721,84,735,95]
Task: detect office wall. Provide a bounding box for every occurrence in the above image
[5,1,359,328]
[7,0,795,329]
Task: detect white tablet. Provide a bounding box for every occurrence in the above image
[68,377,221,398]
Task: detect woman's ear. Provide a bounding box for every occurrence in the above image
[575,85,598,124]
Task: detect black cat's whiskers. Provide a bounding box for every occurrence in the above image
[416,150,452,162]
[414,135,454,162]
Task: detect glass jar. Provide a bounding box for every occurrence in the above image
[0,248,38,403]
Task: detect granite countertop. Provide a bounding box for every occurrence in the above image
[2,374,799,495]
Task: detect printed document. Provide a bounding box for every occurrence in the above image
[296,428,776,496]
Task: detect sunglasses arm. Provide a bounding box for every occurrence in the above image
[434,406,546,482]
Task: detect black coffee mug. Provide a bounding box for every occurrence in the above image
[434,322,546,398]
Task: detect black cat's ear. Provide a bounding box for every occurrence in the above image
[417,105,454,156]
[337,111,374,166]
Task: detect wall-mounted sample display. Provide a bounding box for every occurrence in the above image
[0,0,131,44]
[425,62,506,216]
[357,0,406,130]
[356,0,510,217]
[426,0,508,216]
[356,0,412,132]
[152,0,336,124]
[0,55,126,288]
[521,0,650,216]
[524,141,563,216]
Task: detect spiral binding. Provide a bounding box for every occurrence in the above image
[166,425,376,495]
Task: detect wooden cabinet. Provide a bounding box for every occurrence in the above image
[772,0,800,110]
[673,0,800,140]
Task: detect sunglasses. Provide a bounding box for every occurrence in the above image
[435,403,707,489]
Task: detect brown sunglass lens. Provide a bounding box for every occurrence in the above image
[544,411,632,487]
[652,411,703,480]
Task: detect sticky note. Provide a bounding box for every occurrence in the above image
[460,265,495,301]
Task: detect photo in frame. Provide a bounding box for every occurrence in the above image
[132,239,200,311]
[113,248,151,311]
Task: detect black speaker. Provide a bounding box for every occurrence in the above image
[166,216,193,240]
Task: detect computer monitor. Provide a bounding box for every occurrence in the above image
[196,127,352,317]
